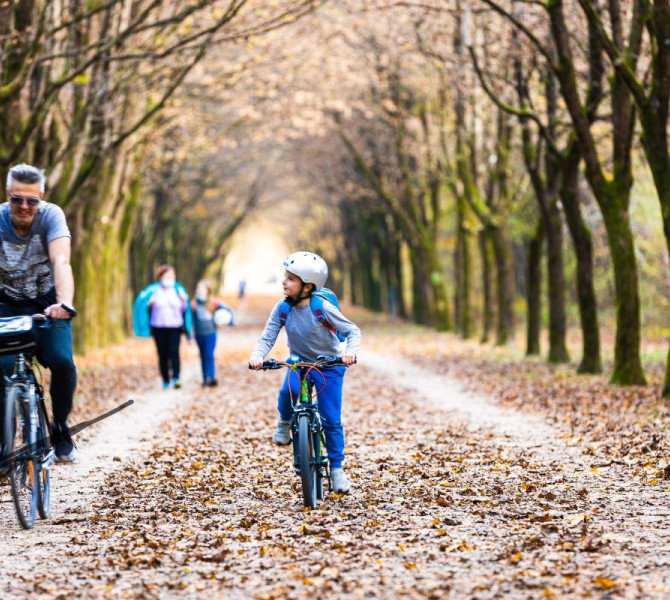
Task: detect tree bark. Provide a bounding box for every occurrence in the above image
[479,229,493,344]
[526,219,544,356]
[560,145,602,373]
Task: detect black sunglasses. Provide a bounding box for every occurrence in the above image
[9,195,40,207]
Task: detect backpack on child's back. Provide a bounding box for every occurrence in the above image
[278,288,346,342]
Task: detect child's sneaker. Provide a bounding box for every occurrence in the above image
[272,419,292,445]
[162,381,170,390]
[330,468,350,494]
[173,378,181,389]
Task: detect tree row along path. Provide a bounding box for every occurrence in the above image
[0,296,668,599]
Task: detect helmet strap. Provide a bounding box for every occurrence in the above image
[286,283,312,306]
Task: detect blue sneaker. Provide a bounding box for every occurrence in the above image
[162,381,170,389]
[52,421,77,463]
[173,378,181,389]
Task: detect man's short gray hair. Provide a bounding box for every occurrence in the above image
[6,163,46,193]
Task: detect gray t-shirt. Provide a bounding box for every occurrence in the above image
[251,299,361,362]
[0,201,70,306]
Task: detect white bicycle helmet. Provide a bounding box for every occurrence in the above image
[283,251,328,289]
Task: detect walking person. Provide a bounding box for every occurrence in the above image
[133,265,192,389]
[0,163,78,463]
[192,279,234,387]
[248,251,360,493]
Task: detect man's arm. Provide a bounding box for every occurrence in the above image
[45,236,75,319]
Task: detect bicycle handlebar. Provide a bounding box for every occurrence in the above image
[31,308,76,323]
[256,356,355,370]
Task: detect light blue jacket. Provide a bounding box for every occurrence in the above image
[133,281,193,338]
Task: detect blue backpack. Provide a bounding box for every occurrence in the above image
[278,288,346,342]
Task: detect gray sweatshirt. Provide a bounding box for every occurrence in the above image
[251,300,361,362]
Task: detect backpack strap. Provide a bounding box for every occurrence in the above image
[278,299,292,327]
[310,293,337,335]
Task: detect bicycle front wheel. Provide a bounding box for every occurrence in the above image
[37,398,51,519]
[315,429,324,500]
[4,386,38,529]
[298,415,317,508]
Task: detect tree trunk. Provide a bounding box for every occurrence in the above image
[526,220,544,356]
[560,148,601,373]
[601,192,646,385]
[456,195,474,338]
[491,224,515,345]
[479,229,493,343]
[545,198,570,363]
[410,246,433,326]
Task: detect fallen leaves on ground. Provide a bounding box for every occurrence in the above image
[2,306,670,598]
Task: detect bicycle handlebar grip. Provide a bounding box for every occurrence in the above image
[60,303,77,318]
[261,359,279,369]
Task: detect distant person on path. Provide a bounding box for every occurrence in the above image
[0,163,78,463]
[133,265,192,389]
[238,279,246,300]
[248,251,360,494]
[191,279,234,387]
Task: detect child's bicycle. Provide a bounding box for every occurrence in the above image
[0,313,70,529]
[258,356,349,509]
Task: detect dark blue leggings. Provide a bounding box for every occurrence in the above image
[278,365,346,468]
[195,332,217,381]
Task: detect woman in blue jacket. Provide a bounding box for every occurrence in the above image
[133,265,192,388]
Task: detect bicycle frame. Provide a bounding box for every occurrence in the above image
[258,356,348,507]
[287,363,328,483]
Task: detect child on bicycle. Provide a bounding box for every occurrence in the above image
[249,251,360,494]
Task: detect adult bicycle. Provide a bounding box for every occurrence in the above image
[258,356,349,509]
[0,313,64,529]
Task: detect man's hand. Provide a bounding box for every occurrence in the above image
[341,353,357,366]
[45,303,72,320]
[249,358,264,370]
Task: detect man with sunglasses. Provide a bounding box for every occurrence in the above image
[0,163,77,464]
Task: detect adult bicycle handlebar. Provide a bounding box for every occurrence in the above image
[31,309,76,324]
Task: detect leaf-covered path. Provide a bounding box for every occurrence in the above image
[1,298,669,599]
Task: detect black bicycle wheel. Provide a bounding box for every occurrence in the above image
[298,415,317,508]
[37,399,51,519]
[4,386,38,529]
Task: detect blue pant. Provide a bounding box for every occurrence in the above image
[278,366,346,468]
[0,318,77,425]
[195,332,217,381]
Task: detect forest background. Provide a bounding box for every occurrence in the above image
[3,0,670,394]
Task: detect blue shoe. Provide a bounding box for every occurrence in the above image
[173,378,181,389]
[52,421,77,463]
[162,381,170,390]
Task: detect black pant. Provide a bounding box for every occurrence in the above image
[151,327,182,383]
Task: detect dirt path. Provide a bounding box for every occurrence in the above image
[0,301,668,598]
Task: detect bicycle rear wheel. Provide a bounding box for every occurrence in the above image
[4,386,38,529]
[37,398,51,519]
[298,415,317,508]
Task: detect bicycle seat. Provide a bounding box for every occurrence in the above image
[0,316,37,355]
